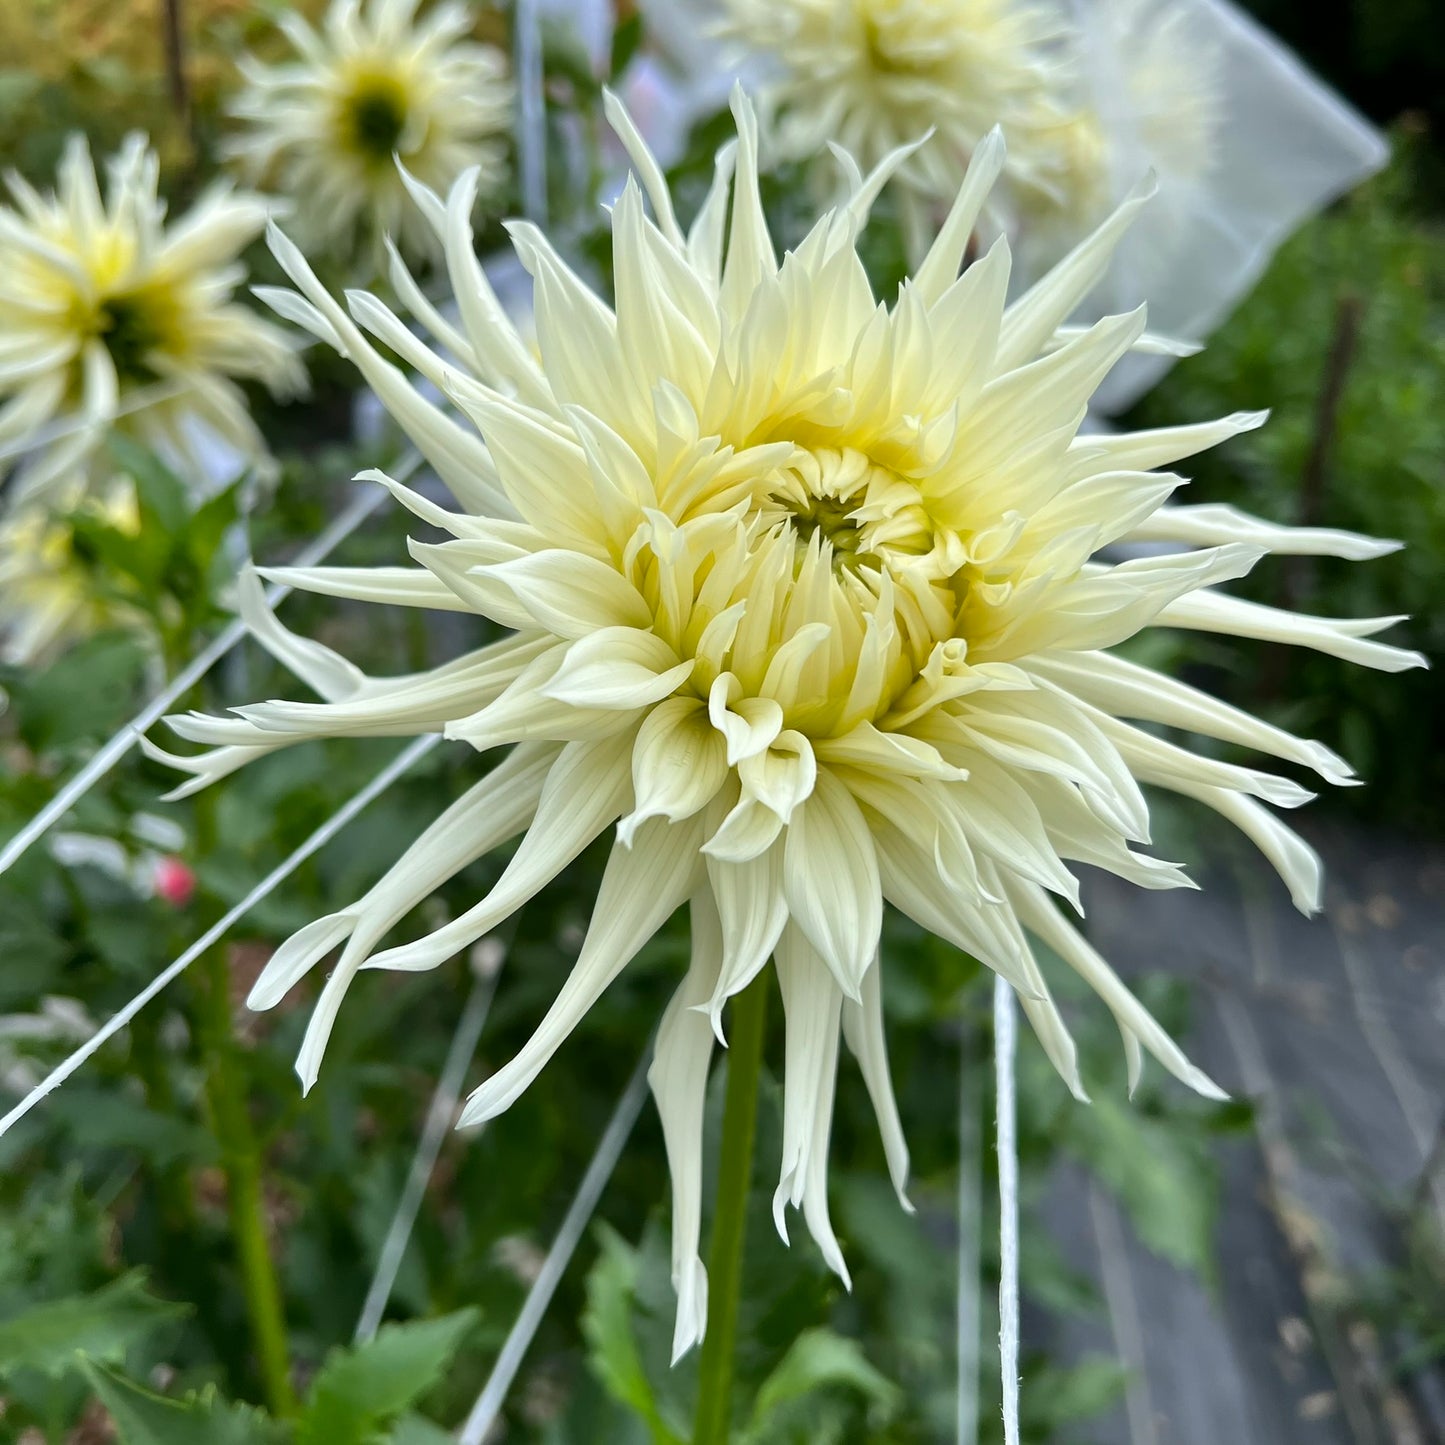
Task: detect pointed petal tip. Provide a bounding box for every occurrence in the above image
[1190,1071,1232,1103]
[688,999,729,1048]
[771,1185,791,1245]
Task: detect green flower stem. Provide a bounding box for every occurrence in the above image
[692,970,770,1445]
[196,941,296,1417]
[192,786,296,1418]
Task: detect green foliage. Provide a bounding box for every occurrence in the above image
[295,1309,479,1445]
[85,1361,288,1445]
[743,1328,900,1443]
[0,1272,185,1379]
[582,1226,687,1444]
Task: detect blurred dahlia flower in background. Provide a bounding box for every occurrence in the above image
[226,0,513,268]
[721,0,1073,250]
[153,91,1423,1358]
[0,135,301,505]
[0,484,142,666]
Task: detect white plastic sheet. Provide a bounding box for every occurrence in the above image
[1046,0,1388,411]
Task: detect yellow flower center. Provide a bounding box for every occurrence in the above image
[339,70,412,166]
[757,447,937,578]
[95,286,175,383]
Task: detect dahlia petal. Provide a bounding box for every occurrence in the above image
[622,698,729,846]
[1128,502,1401,559]
[649,894,722,1362]
[235,568,364,701]
[773,923,849,1285]
[541,626,693,710]
[1030,650,1356,786]
[1068,410,1268,476]
[782,770,882,999]
[603,87,685,247]
[479,550,652,639]
[707,673,784,765]
[1173,781,1324,915]
[457,812,707,1125]
[701,843,790,1037]
[997,176,1155,371]
[913,126,1007,308]
[1157,589,1428,672]
[268,222,510,516]
[1012,883,1228,1102]
[840,955,912,1210]
[366,730,636,975]
[256,565,472,612]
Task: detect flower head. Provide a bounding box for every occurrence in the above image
[1018,0,1224,273]
[226,0,513,266]
[722,0,1073,241]
[0,484,141,665]
[0,134,302,504]
[156,92,1423,1358]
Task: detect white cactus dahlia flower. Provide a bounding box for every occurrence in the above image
[226,0,512,267]
[721,0,1073,246]
[0,135,302,503]
[153,92,1423,1357]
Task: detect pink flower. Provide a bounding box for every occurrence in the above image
[154,857,196,908]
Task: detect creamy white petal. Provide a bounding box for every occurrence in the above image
[458,811,707,1125]
[649,893,723,1363]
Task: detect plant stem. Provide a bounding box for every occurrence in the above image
[197,939,297,1417]
[191,784,296,1417]
[692,971,769,1445]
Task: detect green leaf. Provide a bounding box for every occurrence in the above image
[9,630,149,752]
[47,1088,219,1170]
[110,435,190,541]
[744,1328,900,1442]
[84,1360,287,1445]
[388,1414,456,1445]
[296,1309,478,1445]
[581,1225,684,1445]
[0,1272,187,1379]
[1065,1093,1220,1280]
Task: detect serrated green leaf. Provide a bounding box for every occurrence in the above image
[296,1309,478,1445]
[744,1328,900,1442]
[0,1272,187,1379]
[84,1360,288,1445]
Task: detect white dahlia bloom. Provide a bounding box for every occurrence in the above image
[0,484,141,665]
[226,0,513,267]
[0,135,302,503]
[154,93,1423,1357]
[721,0,1073,244]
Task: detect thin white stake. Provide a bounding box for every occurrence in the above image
[994,975,1020,1445]
[457,1048,652,1445]
[355,938,507,1344]
[0,451,421,879]
[0,733,440,1141]
[956,1023,981,1445]
[514,0,548,226]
